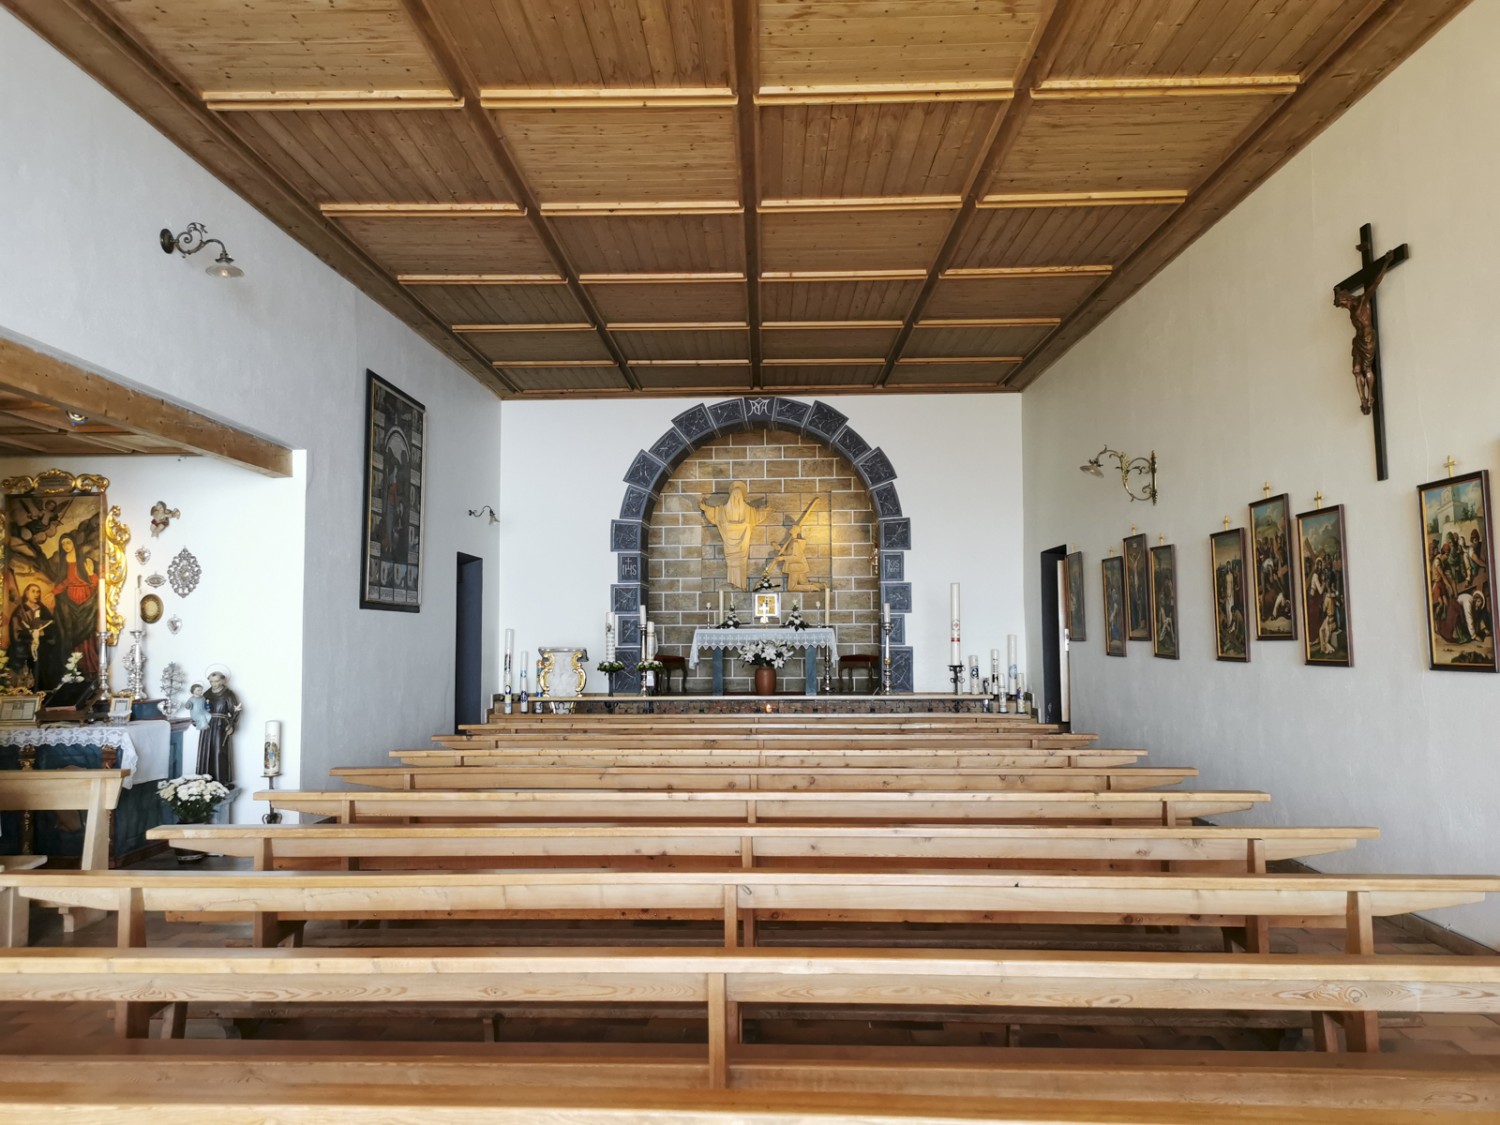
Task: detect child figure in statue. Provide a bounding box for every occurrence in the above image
[188,683,208,729]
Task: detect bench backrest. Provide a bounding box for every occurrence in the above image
[394,748,1147,769]
[329,765,1194,793]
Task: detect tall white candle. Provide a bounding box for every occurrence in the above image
[645,619,655,658]
[823,585,830,625]
[504,628,515,690]
[638,603,647,629]
[881,601,891,624]
[1007,634,1018,694]
[520,651,527,687]
[718,589,725,620]
[949,583,962,664]
[605,613,616,661]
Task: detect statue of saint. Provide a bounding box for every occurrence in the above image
[1334,255,1393,415]
[195,669,241,786]
[700,482,771,590]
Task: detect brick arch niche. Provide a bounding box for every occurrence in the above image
[609,397,913,693]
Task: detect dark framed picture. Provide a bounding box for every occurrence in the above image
[360,370,426,612]
[1101,556,1127,657]
[1417,470,1495,672]
[1210,528,1250,662]
[1065,551,1086,641]
[1149,544,1178,659]
[1248,493,1298,641]
[1123,533,1150,640]
[1296,504,1352,667]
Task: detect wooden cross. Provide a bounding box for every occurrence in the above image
[1333,223,1409,482]
[1444,456,1458,478]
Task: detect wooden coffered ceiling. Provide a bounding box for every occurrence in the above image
[5,0,1470,399]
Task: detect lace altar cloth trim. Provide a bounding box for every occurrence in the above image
[0,724,141,787]
[688,627,838,668]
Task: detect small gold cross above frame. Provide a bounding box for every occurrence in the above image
[1263,481,1272,498]
[1130,524,1137,536]
[1315,491,1324,507]
[1444,455,1458,478]
[1222,516,1231,530]
[1158,534,1164,545]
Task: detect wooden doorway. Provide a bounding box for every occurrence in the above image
[1038,544,1069,726]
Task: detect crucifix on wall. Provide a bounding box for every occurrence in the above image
[1332,223,1408,481]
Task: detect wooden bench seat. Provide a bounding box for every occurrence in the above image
[148,822,1379,874]
[1,1040,1495,1116]
[329,765,1194,793]
[438,733,1102,752]
[395,747,1148,769]
[257,787,1267,825]
[8,869,1492,952]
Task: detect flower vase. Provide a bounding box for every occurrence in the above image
[754,666,777,696]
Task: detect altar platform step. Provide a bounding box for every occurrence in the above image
[488,693,1006,716]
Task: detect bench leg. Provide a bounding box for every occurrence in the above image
[706,973,728,1089]
[158,1001,188,1039]
[1311,1011,1342,1052]
[1342,890,1381,1052]
[0,886,28,947]
[115,1002,154,1039]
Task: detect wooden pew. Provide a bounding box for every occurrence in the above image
[329,764,1196,793]
[0,769,126,941]
[466,714,1071,730]
[395,747,1148,769]
[8,868,1492,952]
[4,1040,1498,1118]
[439,733,1103,751]
[3,944,1499,1069]
[149,822,1380,874]
[259,787,1266,825]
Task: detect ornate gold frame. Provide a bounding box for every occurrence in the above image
[0,468,130,648]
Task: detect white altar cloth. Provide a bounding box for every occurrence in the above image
[688,626,838,668]
[0,721,172,788]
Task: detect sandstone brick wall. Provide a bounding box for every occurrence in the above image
[646,428,881,693]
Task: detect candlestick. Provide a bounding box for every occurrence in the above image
[262,720,282,778]
[1006,634,1018,694]
[949,583,961,665]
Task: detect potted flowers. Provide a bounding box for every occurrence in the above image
[738,639,796,696]
[595,659,626,694]
[158,774,230,862]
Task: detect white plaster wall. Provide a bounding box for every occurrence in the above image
[0,12,503,790]
[499,395,1026,693]
[0,454,307,820]
[1022,1,1500,944]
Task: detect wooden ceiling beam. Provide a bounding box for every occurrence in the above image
[755,85,1014,105]
[397,0,640,393]
[1008,0,1474,389]
[876,0,1076,388]
[0,336,291,476]
[206,94,464,111]
[481,89,736,110]
[0,0,515,398]
[731,0,763,390]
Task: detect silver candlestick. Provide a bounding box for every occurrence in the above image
[877,619,894,694]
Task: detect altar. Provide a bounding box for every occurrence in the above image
[689,626,838,695]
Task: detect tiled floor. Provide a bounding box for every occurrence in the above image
[3,854,1498,1055]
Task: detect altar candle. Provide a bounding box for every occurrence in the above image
[1007,634,1018,693]
[604,613,616,661]
[823,585,830,625]
[638,603,647,629]
[881,601,891,625]
[949,583,962,665]
[645,619,655,658]
[262,721,282,778]
[718,589,725,620]
[520,651,527,685]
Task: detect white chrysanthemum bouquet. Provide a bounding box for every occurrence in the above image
[158,774,230,823]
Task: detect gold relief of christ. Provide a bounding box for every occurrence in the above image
[699,481,771,590]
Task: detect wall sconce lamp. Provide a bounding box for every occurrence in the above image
[160,222,243,278]
[1081,446,1158,505]
[468,505,500,525]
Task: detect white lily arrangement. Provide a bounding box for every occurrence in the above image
[738,639,797,668]
[158,774,230,823]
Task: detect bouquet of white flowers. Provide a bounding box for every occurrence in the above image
[737,639,796,668]
[158,774,230,824]
[59,652,85,685]
[784,603,808,632]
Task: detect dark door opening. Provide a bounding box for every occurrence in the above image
[1039,544,1068,726]
[455,553,484,730]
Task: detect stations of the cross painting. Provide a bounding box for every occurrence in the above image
[1333,223,1409,482]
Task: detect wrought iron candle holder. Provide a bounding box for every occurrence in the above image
[948,664,964,695]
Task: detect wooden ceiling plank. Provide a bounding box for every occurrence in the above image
[398,0,641,391]
[731,0,763,388]
[0,336,290,476]
[2,0,512,395]
[1011,0,1472,388]
[206,96,464,111]
[875,0,1070,386]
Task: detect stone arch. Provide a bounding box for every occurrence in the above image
[608,396,913,692]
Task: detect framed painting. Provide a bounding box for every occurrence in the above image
[1248,493,1298,641]
[1,469,128,699]
[361,370,426,612]
[1065,551,1086,641]
[1149,544,1179,659]
[1417,469,1495,672]
[1210,528,1250,662]
[1123,533,1150,640]
[1296,504,1352,667]
[1101,556,1127,657]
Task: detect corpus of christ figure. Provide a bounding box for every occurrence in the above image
[700,481,771,590]
[1333,253,1394,416]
